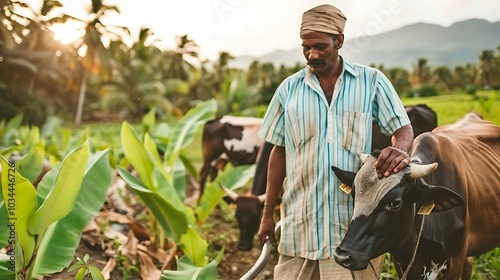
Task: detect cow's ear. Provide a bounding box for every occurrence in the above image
[414,178,464,212]
[331,166,356,187]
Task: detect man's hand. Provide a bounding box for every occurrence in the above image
[375,146,410,178]
[258,214,276,246]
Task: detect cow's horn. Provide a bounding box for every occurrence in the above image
[220,183,239,201]
[409,162,438,179]
[358,153,370,163]
[257,194,266,203]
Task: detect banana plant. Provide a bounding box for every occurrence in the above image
[118,99,217,267]
[0,141,112,279]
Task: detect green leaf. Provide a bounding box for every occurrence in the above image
[121,122,154,189]
[172,157,187,201]
[196,165,255,223]
[0,254,15,280]
[152,167,184,210]
[88,265,105,280]
[24,126,41,151]
[29,150,112,278]
[75,267,86,280]
[161,248,224,280]
[0,155,37,269]
[16,146,44,183]
[142,108,156,133]
[178,226,209,267]
[144,133,163,169]
[28,141,90,235]
[117,166,188,240]
[179,152,197,181]
[67,262,82,272]
[0,199,9,249]
[164,99,216,166]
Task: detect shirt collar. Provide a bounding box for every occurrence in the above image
[342,57,358,77]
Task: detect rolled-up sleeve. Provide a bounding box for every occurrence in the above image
[372,70,410,136]
[259,84,286,146]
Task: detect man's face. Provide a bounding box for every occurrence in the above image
[301,32,341,75]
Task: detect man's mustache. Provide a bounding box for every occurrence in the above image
[307,59,325,66]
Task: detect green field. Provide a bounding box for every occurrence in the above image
[401,90,500,125]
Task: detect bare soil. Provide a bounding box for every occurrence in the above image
[43,204,278,280]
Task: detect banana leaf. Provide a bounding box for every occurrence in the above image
[117,166,187,240]
[164,99,216,167]
[15,146,44,183]
[0,155,37,270]
[28,149,112,278]
[195,164,256,223]
[28,142,89,236]
[161,248,224,280]
[0,254,15,280]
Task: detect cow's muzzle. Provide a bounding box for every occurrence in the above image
[334,246,370,271]
[238,241,253,251]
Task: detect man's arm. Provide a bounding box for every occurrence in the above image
[375,124,414,178]
[258,145,285,246]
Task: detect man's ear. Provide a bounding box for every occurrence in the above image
[414,178,464,212]
[331,166,356,187]
[335,34,344,49]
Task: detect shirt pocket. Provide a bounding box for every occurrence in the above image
[288,111,315,148]
[341,111,369,153]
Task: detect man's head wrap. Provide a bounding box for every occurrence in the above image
[300,4,347,37]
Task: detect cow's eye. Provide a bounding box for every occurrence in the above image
[385,200,402,211]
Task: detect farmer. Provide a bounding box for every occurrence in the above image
[257,4,413,279]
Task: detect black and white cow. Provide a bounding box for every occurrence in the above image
[332,113,500,279]
[199,116,264,196]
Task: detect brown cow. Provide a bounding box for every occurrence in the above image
[332,113,500,279]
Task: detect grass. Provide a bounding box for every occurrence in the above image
[401,90,500,125]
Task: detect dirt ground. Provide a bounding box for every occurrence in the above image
[203,206,278,280]
[43,204,278,280]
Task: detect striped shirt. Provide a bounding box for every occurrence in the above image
[258,58,410,260]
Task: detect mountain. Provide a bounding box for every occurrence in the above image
[230,19,500,70]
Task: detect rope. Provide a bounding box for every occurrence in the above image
[369,259,381,279]
[368,215,425,280]
[400,215,426,280]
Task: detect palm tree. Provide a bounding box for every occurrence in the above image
[100,28,186,119]
[453,66,467,89]
[494,46,500,86]
[207,51,234,96]
[411,58,431,87]
[162,34,199,81]
[246,60,261,86]
[72,0,128,125]
[385,67,410,95]
[0,0,77,123]
[476,49,495,88]
[433,66,453,91]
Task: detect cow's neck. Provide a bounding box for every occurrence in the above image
[391,211,449,279]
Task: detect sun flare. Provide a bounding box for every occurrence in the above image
[50,23,82,45]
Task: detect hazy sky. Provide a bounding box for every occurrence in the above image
[47,0,500,60]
